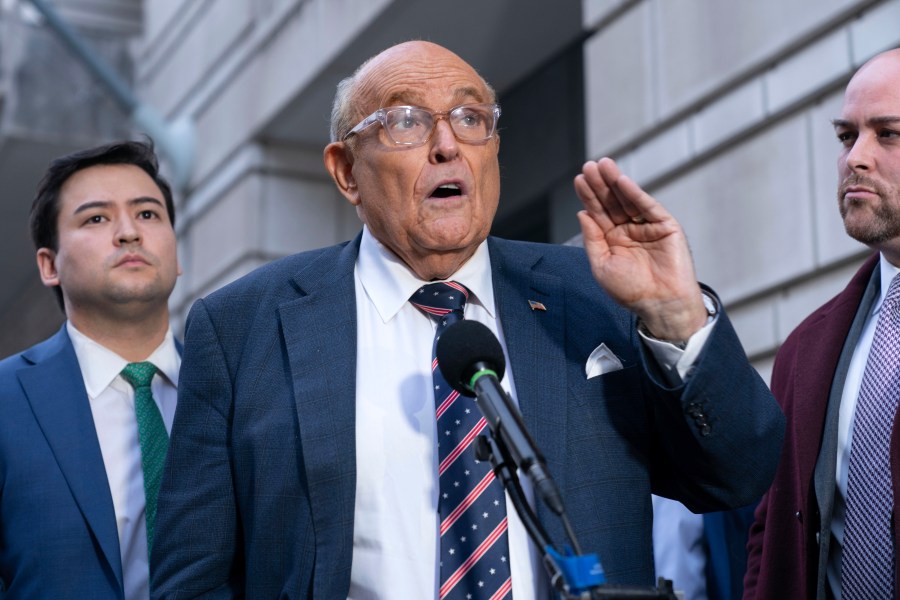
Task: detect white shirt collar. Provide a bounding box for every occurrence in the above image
[877,254,900,311]
[356,225,496,322]
[67,321,180,399]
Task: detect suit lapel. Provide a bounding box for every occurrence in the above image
[791,255,878,490]
[17,326,123,590]
[488,239,568,522]
[278,238,359,596]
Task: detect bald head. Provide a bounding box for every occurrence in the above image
[322,40,503,281]
[834,47,900,260]
[329,41,496,143]
[848,47,900,91]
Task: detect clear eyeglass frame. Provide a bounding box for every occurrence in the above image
[342,103,501,147]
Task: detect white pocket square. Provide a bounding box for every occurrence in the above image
[585,343,624,378]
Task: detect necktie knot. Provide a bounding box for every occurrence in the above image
[883,273,900,312]
[121,361,157,389]
[410,281,469,323]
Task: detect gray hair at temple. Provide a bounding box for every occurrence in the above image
[328,48,497,144]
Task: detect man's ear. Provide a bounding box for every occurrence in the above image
[36,248,61,288]
[324,142,360,206]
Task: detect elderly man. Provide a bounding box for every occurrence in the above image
[745,48,900,600]
[152,41,783,599]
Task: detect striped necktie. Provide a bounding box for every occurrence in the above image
[411,281,513,600]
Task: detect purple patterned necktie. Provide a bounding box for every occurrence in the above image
[411,281,513,600]
[841,273,900,599]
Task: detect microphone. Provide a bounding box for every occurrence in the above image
[436,320,565,515]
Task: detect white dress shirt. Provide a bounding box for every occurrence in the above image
[826,256,900,599]
[67,322,180,600]
[348,227,715,599]
[652,494,707,600]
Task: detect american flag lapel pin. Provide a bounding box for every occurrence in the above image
[528,300,547,311]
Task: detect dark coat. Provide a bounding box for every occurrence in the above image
[152,234,785,599]
[744,254,900,599]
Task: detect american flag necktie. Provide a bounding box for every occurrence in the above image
[411,281,513,600]
[841,273,900,599]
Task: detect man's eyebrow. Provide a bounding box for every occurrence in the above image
[382,86,488,109]
[129,196,165,209]
[451,86,488,105]
[831,116,900,128]
[384,91,424,107]
[72,196,164,215]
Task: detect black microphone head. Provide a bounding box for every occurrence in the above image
[436,320,506,397]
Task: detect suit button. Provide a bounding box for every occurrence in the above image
[795,511,803,523]
[816,532,821,544]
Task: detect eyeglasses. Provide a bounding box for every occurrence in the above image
[342,103,501,147]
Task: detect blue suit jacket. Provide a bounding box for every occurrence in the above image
[0,326,124,598]
[152,235,784,599]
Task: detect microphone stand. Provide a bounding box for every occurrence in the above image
[474,414,678,599]
[436,320,678,598]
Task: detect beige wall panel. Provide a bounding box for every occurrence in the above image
[692,78,766,154]
[584,2,653,157]
[764,28,851,114]
[187,173,263,293]
[727,297,778,360]
[141,0,188,48]
[189,0,392,186]
[142,2,254,117]
[630,122,691,184]
[655,114,814,303]
[773,258,868,343]
[259,176,361,254]
[656,0,860,115]
[850,0,900,64]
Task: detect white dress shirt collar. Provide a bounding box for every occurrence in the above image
[67,322,180,399]
[356,225,496,321]
[876,254,900,312]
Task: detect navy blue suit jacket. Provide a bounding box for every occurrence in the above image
[0,326,124,598]
[152,235,784,599]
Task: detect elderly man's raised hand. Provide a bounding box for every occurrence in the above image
[574,158,708,343]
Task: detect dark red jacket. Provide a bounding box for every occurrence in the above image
[744,254,900,598]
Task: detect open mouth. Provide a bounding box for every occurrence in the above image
[430,183,463,199]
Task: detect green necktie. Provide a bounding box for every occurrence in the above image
[120,361,169,554]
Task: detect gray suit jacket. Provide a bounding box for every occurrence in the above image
[152,234,784,599]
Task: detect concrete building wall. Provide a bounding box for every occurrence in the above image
[578,0,900,378]
[133,0,385,331]
[0,0,143,357]
[3,0,892,369]
[133,0,584,333]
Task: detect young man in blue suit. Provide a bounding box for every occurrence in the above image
[0,140,182,599]
[153,41,784,599]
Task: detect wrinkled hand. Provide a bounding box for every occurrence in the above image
[574,158,707,342]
